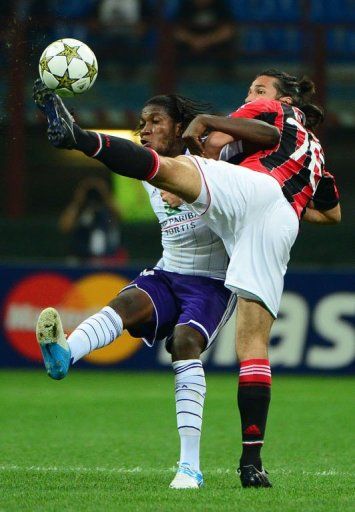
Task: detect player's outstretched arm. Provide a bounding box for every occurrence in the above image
[182,114,280,156]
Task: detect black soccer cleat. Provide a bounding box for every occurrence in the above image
[33,78,76,149]
[238,465,272,488]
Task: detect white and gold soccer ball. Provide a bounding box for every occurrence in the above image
[38,38,98,97]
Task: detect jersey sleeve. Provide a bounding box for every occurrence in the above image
[312,170,340,211]
[229,99,279,125]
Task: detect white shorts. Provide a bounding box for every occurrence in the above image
[186,155,299,317]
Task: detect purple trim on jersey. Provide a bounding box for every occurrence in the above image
[119,269,236,350]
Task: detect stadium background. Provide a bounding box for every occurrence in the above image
[0,2,354,510]
[0,0,353,374]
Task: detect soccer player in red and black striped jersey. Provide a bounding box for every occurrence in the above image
[183,69,340,486]
[190,69,340,224]
[34,69,340,489]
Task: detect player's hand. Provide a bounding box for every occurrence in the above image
[313,171,339,211]
[182,115,208,156]
[161,191,183,208]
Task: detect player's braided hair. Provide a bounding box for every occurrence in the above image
[143,94,211,132]
[257,69,324,130]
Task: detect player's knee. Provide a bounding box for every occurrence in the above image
[106,295,130,326]
[170,326,205,360]
[107,289,153,328]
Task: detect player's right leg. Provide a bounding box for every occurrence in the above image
[167,276,236,489]
[35,287,154,380]
[168,325,206,490]
[33,80,202,204]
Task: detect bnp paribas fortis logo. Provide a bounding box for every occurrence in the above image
[164,204,182,216]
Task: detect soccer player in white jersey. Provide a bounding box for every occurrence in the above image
[35,92,237,489]
[34,70,340,488]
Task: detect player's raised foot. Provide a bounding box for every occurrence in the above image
[238,465,272,488]
[169,462,204,489]
[33,78,76,149]
[36,307,71,380]
[33,78,53,114]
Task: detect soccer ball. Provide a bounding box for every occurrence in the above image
[39,38,98,97]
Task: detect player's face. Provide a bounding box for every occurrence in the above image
[139,105,182,157]
[245,75,291,104]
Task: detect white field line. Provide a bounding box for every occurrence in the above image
[0,465,352,477]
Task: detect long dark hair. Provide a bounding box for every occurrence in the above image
[142,94,211,131]
[257,69,324,130]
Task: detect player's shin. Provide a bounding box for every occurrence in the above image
[67,306,123,364]
[237,359,271,470]
[72,126,160,180]
[173,359,206,473]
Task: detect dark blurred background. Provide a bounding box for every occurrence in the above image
[0,0,354,267]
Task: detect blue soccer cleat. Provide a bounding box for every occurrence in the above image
[33,78,76,149]
[36,307,71,380]
[169,462,204,489]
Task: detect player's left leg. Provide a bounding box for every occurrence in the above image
[224,188,298,488]
[36,287,154,380]
[235,298,274,488]
[36,307,72,380]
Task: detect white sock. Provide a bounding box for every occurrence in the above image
[67,306,123,363]
[172,359,206,473]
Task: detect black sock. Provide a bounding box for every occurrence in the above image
[238,359,271,470]
[73,125,159,180]
[238,385,271,469]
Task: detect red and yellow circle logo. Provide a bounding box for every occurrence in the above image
[3,272,143,364]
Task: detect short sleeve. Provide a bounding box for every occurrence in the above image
[229,99,279,121]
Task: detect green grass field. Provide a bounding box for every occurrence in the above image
[1,370,354,512]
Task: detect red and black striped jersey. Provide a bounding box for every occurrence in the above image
[229,99,325,218]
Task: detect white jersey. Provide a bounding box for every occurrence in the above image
[143,182,228,279]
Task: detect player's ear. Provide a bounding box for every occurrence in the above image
[175,122,183,136]
[280,96,293,105]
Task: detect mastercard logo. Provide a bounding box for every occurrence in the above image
[3,272,143,364]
